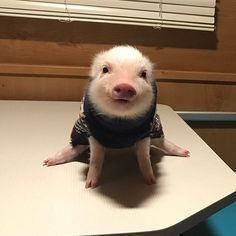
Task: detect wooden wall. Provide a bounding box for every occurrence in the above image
[0,0,235,169]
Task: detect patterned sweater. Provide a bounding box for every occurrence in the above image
[70,83,163,148]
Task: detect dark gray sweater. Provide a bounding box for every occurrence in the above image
[70,82,163,148]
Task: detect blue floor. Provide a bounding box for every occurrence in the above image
[184,202,236,236]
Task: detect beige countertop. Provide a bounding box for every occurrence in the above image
[0,100,235,236]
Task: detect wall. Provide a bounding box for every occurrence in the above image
[0,0,235,169]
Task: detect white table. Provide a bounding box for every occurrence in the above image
[0,101,235,236]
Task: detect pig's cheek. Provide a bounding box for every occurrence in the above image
[138,82,153,97]
[103,83,114,99]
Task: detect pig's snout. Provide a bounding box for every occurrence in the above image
[112,83,136,100]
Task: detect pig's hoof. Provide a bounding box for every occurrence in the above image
[43,157,63,166]
[85,177,99,189]
[173,148,190,157]
[181,149,190,157]
[163,145,190,158]
[143,174,156,185]
[85,167,101,188]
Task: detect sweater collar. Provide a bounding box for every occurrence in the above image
[84,81,157,134]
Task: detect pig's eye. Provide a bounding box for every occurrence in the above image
[102,66,109,74]
[140,70,147,79]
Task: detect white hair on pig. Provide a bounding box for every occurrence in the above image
[87,45,156,119]
[43,46,190,188]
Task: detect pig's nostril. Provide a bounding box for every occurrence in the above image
[113,84,136,99]
[114,87,121,93]
[128,89,136,96]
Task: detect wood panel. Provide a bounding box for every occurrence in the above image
[0,76,88,101]
[1,75,235,112]
[1,63,236,82]
[158,81,236,111]
[0,0,235,74]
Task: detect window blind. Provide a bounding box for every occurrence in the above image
[0,0,216,31]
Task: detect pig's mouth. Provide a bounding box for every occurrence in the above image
[112,98,132,104]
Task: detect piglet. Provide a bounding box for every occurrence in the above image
[43,46,189,188]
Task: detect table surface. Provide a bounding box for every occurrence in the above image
[0,100,235,236]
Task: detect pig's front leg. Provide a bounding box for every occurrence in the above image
[135,137,156,185]
[151,137,189,157]
[43,144,88,166]
[85,136,105,189]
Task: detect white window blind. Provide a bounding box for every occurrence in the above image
[0,0,216,31]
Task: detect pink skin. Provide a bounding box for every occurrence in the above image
[85,137,105,189]
[136,137,156,185]
[112,83,137,102]
[137,137,189,185]
[43,84,189,188]
[151,138,190,157]
[43,85,189,188]
[43,145,88,167]
[43,136,189,188]
[43,46,190,188]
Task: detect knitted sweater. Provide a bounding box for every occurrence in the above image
[70,83,163,148]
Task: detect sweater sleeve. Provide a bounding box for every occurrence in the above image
[150,113,164,139]
[70,100,90,146]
